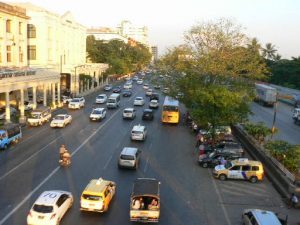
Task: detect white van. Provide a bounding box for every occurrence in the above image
[107,93,120,109]
[131,125,147,141]
[27,106,51,126]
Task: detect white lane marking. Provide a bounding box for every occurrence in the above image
[0,136,62,181]
[143,157,149,173]
[210,171,232,225]
[103,155,113,170]
[0,109,121,225]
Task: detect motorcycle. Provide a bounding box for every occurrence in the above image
[59,159,71,167]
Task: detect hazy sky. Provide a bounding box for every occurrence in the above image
[8,0,300,58]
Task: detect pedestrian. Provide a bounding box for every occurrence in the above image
[195,132,204,147]
[289,193,298,208]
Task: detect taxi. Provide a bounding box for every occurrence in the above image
[80,178,116,213]
[212,158,264,183]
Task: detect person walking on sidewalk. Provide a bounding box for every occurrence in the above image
[289,193,298,208]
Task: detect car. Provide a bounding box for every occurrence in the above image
[198,151,241,168]
[113,86,122,93]
[90,108,106,121]
[133,76,138,81]
[213,158,264,183]
[104,84,113,91]
[131,124,147,141]
[62,96,72,104]
[95,94,107,104]
[143,84,149,90]
[154,84,161,89]
[0,106,17,120]
[134,97,145,106]
[124,82,133,89]
[27,190,73,225]
[163,87,169,94]
[150,93,159,101]
[145,89,153,96]
[242,209,288,225]
[149,99,159,109]
[123,108,136,119]
[118,147,141,169]
[68,97,85,109]
[24,101,34,111]
[215,142,244,157]
[50,114,72,128]
[137,79,143,85]
[123,90,132,97]
[142,109,154,120]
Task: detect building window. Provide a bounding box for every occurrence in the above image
[19,47,23,62]
[6,20,11,33]
[7,46,12,62]
[19,22,22,34]
[28,45,36,60]
[27,24,36,38]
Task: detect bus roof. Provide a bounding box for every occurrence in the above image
[163,96,179,107]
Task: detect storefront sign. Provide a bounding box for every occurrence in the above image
[0,70,36,80]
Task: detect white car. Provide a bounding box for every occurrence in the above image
[123,108,136,119]
[50,114,72,128]
[145,89,153,96]
[124,82,133,89]
[90,108,106,121]
[143,84,149,90]
[68,97,85,109]
[95,94,107,104]
[104,84,113,91]
[149,100,159,109]
[134,97,145,106]
[23,101,34,111]
[137,79,143,85]
[27,190,73,225]
[62,96,72,104]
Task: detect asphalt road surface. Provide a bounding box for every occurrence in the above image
[0,79,297,225]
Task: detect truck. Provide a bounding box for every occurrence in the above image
[130,178,160,223]
[0,123,22,149]
[255,83,277,106]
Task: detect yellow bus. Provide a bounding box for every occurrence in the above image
[161,96,180,124]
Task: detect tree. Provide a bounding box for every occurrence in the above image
[158,18,269,139]
[262,43,277,60]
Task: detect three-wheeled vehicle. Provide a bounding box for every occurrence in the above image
[130,178,160,223]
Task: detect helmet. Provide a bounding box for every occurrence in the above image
[61,144,65,147]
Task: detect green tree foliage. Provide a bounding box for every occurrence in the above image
[158,19,269,137]
[264,140,300,172]
[262,43,277,61]
[86,35,152,75]
[244,122,273,143]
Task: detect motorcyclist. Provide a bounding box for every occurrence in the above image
[59,144,66,161]
[62,149,71,165]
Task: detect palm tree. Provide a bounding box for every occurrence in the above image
[262,43,277,60]
[247,38,261,54]
[274,54,282,61]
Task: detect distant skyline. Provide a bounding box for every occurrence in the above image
[8,0,300,58]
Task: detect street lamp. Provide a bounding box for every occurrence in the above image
[271,93,278,139]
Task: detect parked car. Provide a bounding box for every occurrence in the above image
[89,108,106,121]
[134,97,145,106]
[149,99,159,109]
[113,86,122,93]
[27,190,73,225]
[0,106,17,120]
[142,109,154,120]
[215,142,244,157]
[104,84,113,91]
[198,151,241,168]
[242,208,288,225]
[123,108,136,120]
[95,94,107,104]
[62,95,72,104]
[123,90,132,97]
[50,114,72,128]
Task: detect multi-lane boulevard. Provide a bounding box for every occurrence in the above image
[0,80,298,225]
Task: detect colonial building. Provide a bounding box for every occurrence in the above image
[87,27,128,43]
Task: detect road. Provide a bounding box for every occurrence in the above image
[250,101,300,144]
[0,79,297,225]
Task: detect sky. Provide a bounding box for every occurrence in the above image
[8,0,300,58]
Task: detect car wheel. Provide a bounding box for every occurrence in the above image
[202,162,208,168]
[249,176,258,183]
[219,174,227,181]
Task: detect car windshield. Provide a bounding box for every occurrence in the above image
[29,113,40,119]
[224,161,233,169]
[136,98,142,100]
[33,204,53,213]
[108,99,116,103]
[124,110,133,113]
[97,96,104,99]
[54,115,65,120]
[71,99,79,102]
[163,105,179,112]
[208,152,216,158]
[82,194,103,201]
[92,110,102,114]
[132,131,143,135]
[120,155,135,160]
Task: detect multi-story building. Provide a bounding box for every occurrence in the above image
[117,20,149,47]
[151,46,158,62]
[87,27,128,43]
[0,2,28,67]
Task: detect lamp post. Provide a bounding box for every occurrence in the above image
[271,93,278,139]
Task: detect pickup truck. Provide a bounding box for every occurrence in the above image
[0,124,22,149]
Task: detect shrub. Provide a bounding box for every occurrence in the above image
[244,122,273,143]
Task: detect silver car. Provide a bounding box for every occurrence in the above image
[118,147,141,169]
